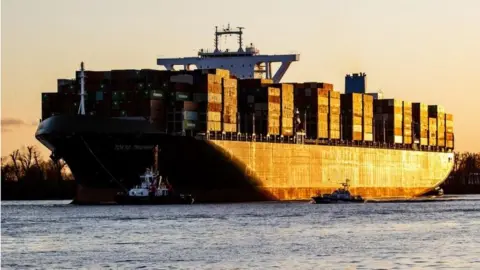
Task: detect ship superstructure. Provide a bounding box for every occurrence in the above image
[156,25,299,83]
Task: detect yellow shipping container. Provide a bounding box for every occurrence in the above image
[207,93,222,104]
[428,117,437,146]
[330,130,340,139]
[208,111,222,122]
[223,123,237,133]
[207,121,222,131]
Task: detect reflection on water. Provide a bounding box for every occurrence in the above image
[2,196,480,269]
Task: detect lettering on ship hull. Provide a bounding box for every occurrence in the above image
[114,145,156,151]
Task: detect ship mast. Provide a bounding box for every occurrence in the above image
[214,24,245,53]
[78,62,86,115]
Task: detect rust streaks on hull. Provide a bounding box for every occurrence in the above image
[209,140,454,199]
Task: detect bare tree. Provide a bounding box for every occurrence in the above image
[20,146,35,175]
[9,149,22,181]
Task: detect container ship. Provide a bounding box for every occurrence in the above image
[35,25,455,204]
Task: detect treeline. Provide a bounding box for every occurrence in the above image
[1,146,76,200]
[441,152,480,193]
[1,145,480,200]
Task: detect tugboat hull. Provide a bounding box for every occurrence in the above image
[311,197,365,204]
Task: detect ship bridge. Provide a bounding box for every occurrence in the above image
[157,25,299,83]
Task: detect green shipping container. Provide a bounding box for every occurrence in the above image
[176,92,191,101]
[183,120,196,130]
[151,90,165,100]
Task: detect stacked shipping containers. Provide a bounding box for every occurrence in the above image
[362,94,374,141]
[403,101,413,144]
[329,91,341,140]
[341,93,363,141]
[41,67,455,150]
[237,79,281,135]
[445,113,454,148]
[412,103,429,146]
[142,69,172,129]
[428,117,437,146]
[271,83,294,136]
[317,89,329,138]
[428,105,445,147]
[168,74,195,133]
[41,93,60,119]
[222,78,238,133]
[195,72,224,132]
[266,87,281,135]
[57,77,81,115]
[168,70,230,133]
[293,83,336,139]
[373,99,403,144]
[237,80,258,134]
[150,85,168,131]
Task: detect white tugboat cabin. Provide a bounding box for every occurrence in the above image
[127,168,170,197]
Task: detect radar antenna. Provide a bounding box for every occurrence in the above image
[214,24,245,53]
[78,62,86,115]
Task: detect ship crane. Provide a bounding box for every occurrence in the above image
[157,25,299,83]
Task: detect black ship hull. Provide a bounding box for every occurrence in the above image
[35,115,273,204]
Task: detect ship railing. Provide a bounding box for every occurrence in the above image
[193,131,450,153]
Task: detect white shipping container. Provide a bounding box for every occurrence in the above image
[394,135,403,144]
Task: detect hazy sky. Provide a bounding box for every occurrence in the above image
[2,0,480,157]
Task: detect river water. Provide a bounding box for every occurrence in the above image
[2,196,480,269]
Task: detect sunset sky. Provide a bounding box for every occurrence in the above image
[2,0,480,158]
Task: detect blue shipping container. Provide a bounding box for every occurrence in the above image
[184,111,198,121]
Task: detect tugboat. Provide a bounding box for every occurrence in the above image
[311,180,365,204]
[114,168,194,205]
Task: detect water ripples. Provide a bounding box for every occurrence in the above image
[2,197,480,269]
